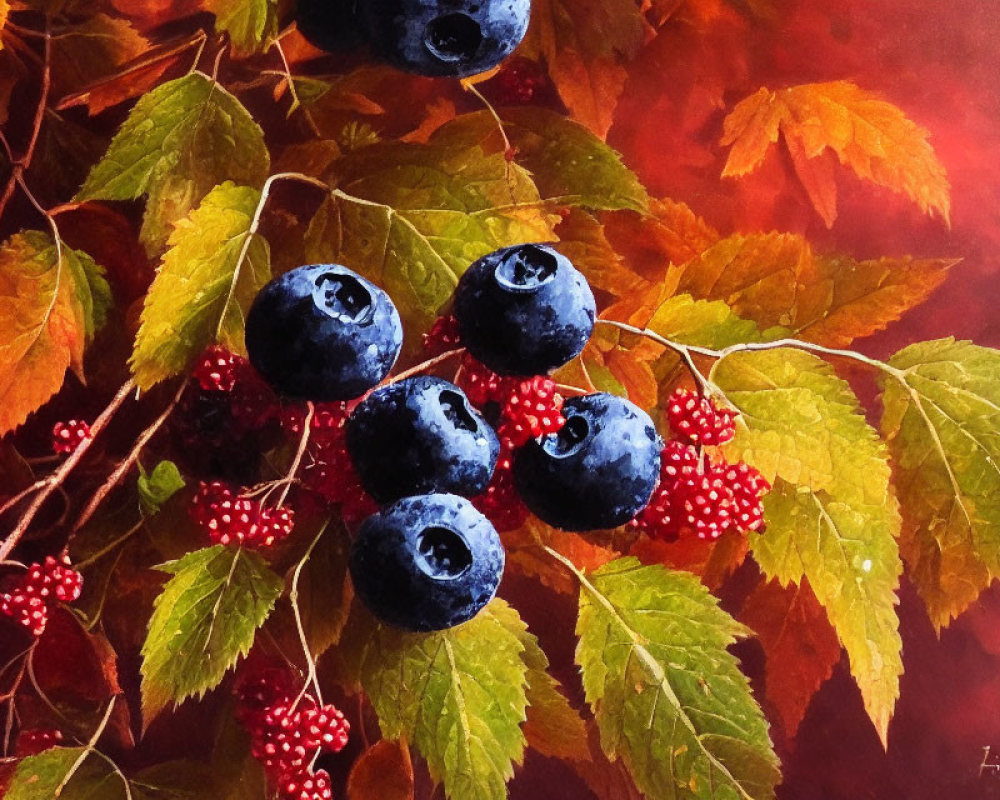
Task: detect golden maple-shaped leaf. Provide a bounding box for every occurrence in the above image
[741,579,841,738]
[0,231,109,434]
[721,81,951,226]
[675,231,957,347]
[519,0,649,138]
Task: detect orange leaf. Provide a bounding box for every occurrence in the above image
[0,232,99,434]
[630,532,748,590]
[49,13,151,101]
[553,208,646,298]
[347,740,414,800]
[741,579,841,737]
[785,135,838,228]
[675,231,958,346]
[400,97,458,144]
[503,517,620,594]
[520,0,649,138]
[0,0,9,51]
[721,81,951,225]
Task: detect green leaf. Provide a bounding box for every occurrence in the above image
[575,557,779,800]
[306,141,557,343]
[713,348,903,743]
[880,338,1000,629]
[130,182,269,390]
[204,0,279,56]
[138,460,186,516]
[648,294,778,349]
[291,520,353,657]
[430,108,649,212]
[0,231,107,434]
[518,626,589,762]
[354,599,529,800]
[76,73,269,254]
[7,747,128,800]
[141,545,283,723]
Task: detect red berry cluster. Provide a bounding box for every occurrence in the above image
[279,402,376,526]
[236,670,349,800]
[51,420,91,454]
[633,390,769,541]
[189,482,296,548]
[488,56,554,106]
[1,556,83,637]
[16,727,63,756]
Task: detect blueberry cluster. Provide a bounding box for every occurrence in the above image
[294,0,531,78]
[243,244,664,632]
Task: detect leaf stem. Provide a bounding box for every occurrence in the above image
[1,380,135,562]
[72,379,187,535]
[55,696,117,796]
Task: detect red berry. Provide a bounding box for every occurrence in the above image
[0,591,48,636]
[300,704,350,753]
[235,668,296,726]
[490,56,551,106]
[672,472,737,540]
[16,728,63,756]
[193,345,245,392]
[457,353,507,408]
[498,376,566,448]
[472,444,529,532]
[278,768,333,800]
[422,314,462,357]
[189,482,296,548]
[631,441,700,540]
[51,420,91,454]
[230,364,280,430]
[666,389,737,446]
[718,461,770,533]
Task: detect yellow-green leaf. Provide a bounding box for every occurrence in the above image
[7,747,128,800]
[306,141,557,345]
[0,231,108,434]
[203,0,279,56]
[130,182,268,390]
[430,108,649,212]
[713,348,903,744]
[141,545,283,723]
[353,599,529,800]
[575,557,780,799]
[880,338,1000,630]
[77,73,269,254]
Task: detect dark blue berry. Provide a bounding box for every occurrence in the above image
[346,376,499,503]
[360,0,531,78]
[514,393,661,531]
[245,264,402,402]
[350,493,504,631]
[296,0,366,51]
[453,244,596,376]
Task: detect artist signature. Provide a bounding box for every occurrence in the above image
[980,747,1000,779]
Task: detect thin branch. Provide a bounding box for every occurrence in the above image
[0,18,51,224]
[273,38,322,138]
[275,402,314,509]
[384,349,465,386]
[72,380,187,534]
[290,519,331,711]
[1,380,135,562]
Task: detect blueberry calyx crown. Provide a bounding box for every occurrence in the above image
[312,270,375,325]
[494,244,559,292]
[424,13,482,63]
[543,413,591,459]
[415,525,473,579]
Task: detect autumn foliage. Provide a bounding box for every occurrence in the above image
[0,0,996,798]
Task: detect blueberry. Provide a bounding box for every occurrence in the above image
[453,244,596,376]
[361,0,531,78]
[347,376,499,503]
[514,393,661,531]
[245,264,403,401]
[350,493,504,631]
[296,0,366,51]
